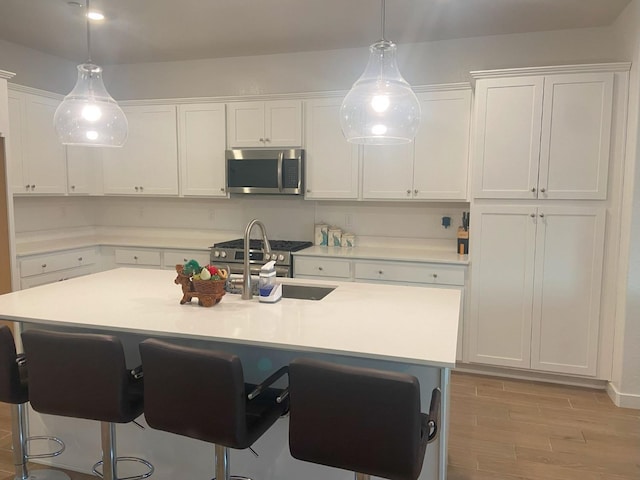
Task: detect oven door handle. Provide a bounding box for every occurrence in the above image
[277,151,284,193]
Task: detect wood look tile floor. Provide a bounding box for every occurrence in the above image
[0,372,637,480]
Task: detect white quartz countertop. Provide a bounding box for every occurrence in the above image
[294,245,469,265]
[0,268,460,368]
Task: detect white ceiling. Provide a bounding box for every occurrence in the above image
[0,0,632,65]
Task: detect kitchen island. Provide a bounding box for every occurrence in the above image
[0,268,461,480]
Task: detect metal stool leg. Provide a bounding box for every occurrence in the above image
[92,422,154,480]
[11,404,71,480]
[213,445,252,480]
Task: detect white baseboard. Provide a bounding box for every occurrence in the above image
[607,382,640,409]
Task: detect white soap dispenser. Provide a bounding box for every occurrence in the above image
[259,260,282,303]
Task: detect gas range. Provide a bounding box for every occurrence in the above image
[210,239,313,277]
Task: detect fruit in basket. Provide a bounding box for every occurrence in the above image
[207,265,218,276]
[182,259,201,276]
[200,267,212,280]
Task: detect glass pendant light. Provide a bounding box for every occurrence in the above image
[54,0,127,147]
[340,0,420,145]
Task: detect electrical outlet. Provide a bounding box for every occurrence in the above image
[345,213,353,228]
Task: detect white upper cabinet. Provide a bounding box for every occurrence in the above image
[304,97,359,200]
[362,88,471,201]
[472,70,614,200]
[227,100,302,148]
[7,90,67,194]
[178,103,227,197]
[467,205,605,376]
[102,105,178,195]
[66,146,103,195]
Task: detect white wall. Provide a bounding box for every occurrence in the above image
[0,39,76,94]
[611,0,640,407]
[106,27,620,100]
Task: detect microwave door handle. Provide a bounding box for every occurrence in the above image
[277,151,284,192]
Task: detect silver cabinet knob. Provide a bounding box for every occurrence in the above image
[531,187,536,193]
[530,213,536,218]
[134,186,139,192]
[220,187,225,192]
[414,189,418,195]
[318,266,324,271]
[407,189,411,195]
[265,138,270,143]
[139,186,144,192]
[539,213,545,218]
[306,189,311,193]
[25,185,30,191]
[78,257,83,261]
[41,264,47,268]
[540,188,546,193]
[183,258,188,262]
[133,256,138,260]
[378,270,384,275]
[31,185,35,190]
[433,273,438,278]
[71,185,76,190]
[259,138,264,142]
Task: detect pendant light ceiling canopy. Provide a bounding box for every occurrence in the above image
[53,0,127,147]
[340,0,420,145]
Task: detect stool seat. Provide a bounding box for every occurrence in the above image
[139,338,289,479]
[21,329,153,480]
[0,325,70,480]
[288,358,441,480]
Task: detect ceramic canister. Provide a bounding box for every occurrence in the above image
[341,233,355,247]
[314,223,329,246]
[328,227,342,247]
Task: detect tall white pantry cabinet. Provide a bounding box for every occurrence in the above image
[467,64,629,378]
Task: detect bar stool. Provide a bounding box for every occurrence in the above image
[0,325,69,480]
[287,358,441,480]
[21,329,154,480]
[139,338,289,480]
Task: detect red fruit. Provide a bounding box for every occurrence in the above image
[207,265,218,275]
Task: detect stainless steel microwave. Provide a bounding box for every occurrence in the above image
[226,149,304,195]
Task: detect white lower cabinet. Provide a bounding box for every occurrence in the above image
[294,255,467,361]
[19,248,98,289]
[114,248,162,267]
[467,205,605,376]
[163,250,210,269]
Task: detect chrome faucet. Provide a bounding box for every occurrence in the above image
[242,219,271,300]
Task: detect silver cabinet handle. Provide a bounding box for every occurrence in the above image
[31,185,35,190]
[220,187,225,192]
[259,138,264,142]
[306,189,311,193]
[414,189,418,195]
[71,185,76,190]
[531,187,536,193]
[530,213,536,218]
[25,185,30,191]
[539,213,545,218]
[540,188,546,193]
[78,257,83,261]
[140,186,144,192]
[407,189,411,195]
[378,270,384,275]
[265,138,270,143]
[41,264,47,268]
[183,258,188,262]
[134,186,139,192]
[134,256,138,260]
[432,273,438,278]
[318,266,323,271]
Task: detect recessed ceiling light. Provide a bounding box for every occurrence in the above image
[87,10,105,21]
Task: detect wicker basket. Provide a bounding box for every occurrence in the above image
[192,279,226,295]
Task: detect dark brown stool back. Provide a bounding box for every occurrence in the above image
[288,358,441,480]
[0,325,69,480]
[21,329,153,480]
[139,338,289,480]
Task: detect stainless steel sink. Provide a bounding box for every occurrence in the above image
[281,284,336,301]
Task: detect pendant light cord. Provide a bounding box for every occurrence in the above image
[85,0,92,63]
[380,0,386,41]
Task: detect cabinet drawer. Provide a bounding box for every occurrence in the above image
[354,261,465,286]
[164,251,210,269]
[294,257,351,278]
[21,265,96,289]
[115,249,161,266]
[20,249,97,277]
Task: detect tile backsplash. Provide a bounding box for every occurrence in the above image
[13,196,468,249]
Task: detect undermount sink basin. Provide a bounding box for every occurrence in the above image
[281,284,336,301]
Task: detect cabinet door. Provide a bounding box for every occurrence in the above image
[103,105,178,195]
[304,98,359,199]
[362,144,414,199]
[178,103,227,197]
[7,91,26,193]
[467,206,536,368]
[539,73,613,200]
[67,146,103,194]
[227,102,265,147]
[413,89,471,200]
[23,94,67,194]
[264,100,302,147]
[530,207,605,376]
[473,77,543,199]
